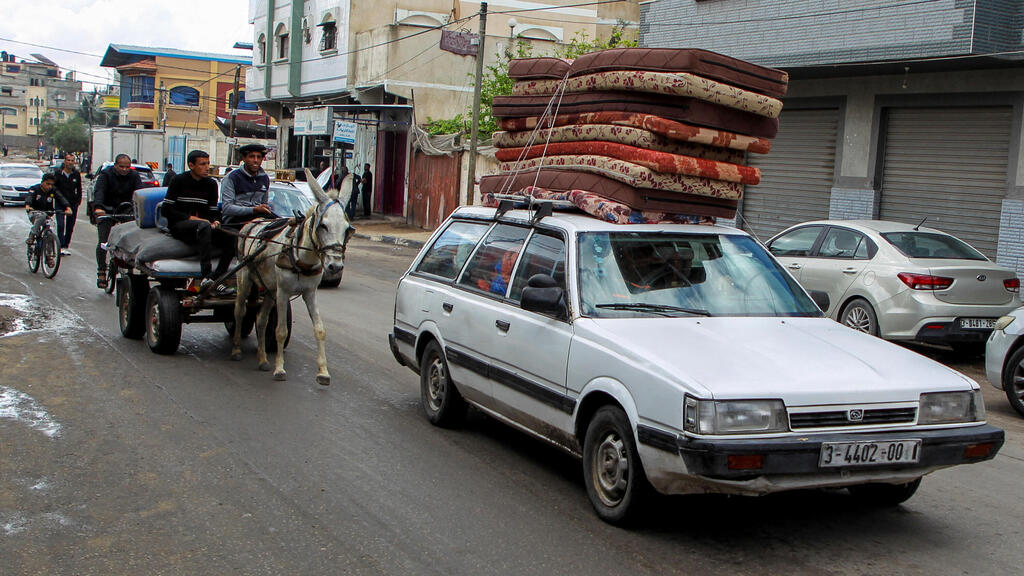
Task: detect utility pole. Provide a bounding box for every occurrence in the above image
[465,2,487,206]
[159,81,167,169]
[228,65,241,166]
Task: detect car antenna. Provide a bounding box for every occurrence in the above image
[913,216,928,231]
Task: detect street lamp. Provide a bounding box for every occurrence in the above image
[507,18,518,58]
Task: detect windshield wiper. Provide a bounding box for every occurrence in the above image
[595,303,711,317]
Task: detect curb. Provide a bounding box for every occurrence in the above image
[354,232,426,250]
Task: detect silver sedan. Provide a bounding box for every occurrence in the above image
[766,220,1021,354]
[985,308,1024,417]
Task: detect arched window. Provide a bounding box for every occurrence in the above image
[319,13,337,52]
[169,86,200,107]
[275,22,289,60]
[257,33,267,64]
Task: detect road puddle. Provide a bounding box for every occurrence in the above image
[0,293,74,338]
[0,385,62,438]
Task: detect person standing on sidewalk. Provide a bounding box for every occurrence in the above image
[162,162,177,187]
[360,163,373,218]
[52,153,82,255]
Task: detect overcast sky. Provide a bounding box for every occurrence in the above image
[2,0,254,90]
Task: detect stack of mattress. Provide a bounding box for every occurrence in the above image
[481,48,788,223]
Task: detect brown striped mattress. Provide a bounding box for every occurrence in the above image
[482,187,720,225]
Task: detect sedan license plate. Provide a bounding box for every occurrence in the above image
[960,318,995,329]
[819,440,921,468]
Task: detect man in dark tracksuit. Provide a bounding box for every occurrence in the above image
[52,153,82,253]
[360,163,373,218]
[92,154,142,288]
[162,150,234,288]
[220,143,272,227]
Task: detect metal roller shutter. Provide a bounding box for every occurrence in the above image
[742,108,839,241]
[879,107,1011,259]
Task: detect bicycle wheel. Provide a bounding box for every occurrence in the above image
[26,235,40,273]
[105,257,118,295]
[41,229,61,278]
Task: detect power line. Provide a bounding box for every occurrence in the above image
[645,0,944,27]
[490,0,625,15]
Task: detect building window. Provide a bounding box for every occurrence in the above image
[5,65,19,73]
[4,123,16,129]
[30,77,39,86]
[1,86,11,96]
[275,23,290,61]
[229,90,259,112]
[257,33,267,64]
[319,21,337,51]
[127,75,155,103]
[169,86,200,107]
[57,111,65,119]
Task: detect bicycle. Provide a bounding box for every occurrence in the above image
[26,210,62,279]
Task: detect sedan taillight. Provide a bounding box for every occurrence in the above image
[1004,278,1020,293]
[897,272,954,290]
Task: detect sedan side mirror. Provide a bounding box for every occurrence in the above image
[521,274,566,317]
[808,290,830,312]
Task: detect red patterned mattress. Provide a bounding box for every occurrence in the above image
[493,125,747,163]
[497,111,771,153]
[567,48,788,97]
[482,187,719,225]
[492,92,779,138]
[481,170,738,218]
[495,141,760,185]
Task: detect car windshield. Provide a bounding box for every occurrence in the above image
[578,232,821,318]
[268,184,313,217]
[1,169,42,179]
[881,231,986,260]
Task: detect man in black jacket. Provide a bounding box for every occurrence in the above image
[162,162,176,187]
[163,150,234,288]
[52,153,82,254]
[92,154,142,288]
[25,174,72,266]
[360,163,373,218]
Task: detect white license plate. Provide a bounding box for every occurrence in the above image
[960,318,995,329]
[819,440,921,468]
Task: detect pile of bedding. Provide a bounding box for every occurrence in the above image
[482,48,788,223]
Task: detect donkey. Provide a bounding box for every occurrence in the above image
[230,168,354,385]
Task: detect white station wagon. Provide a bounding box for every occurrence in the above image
[389,204,1004,524]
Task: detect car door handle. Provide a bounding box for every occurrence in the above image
[842,267,859,275]
[788,263,802,270]
[442,302,453,313]
[495,320,510,332]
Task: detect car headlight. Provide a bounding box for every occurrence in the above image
[684,396,789,435]
[993,316,1016,331]
[0,185,14,191]
[919,390,985,424]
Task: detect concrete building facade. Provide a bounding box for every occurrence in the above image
[0,51,82,151]
[641,0,1024,275]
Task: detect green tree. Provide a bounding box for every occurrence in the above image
[40,116,89,152]
[77,93,113,127]
[425,26,638,137]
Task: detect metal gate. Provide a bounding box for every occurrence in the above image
[743,108,840,241]
[879,106,1011,259]
[168,135,188,174]
[409,150,461,230]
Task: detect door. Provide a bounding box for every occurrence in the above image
[376,130,408,216]
[797,226,873,317]
[410,150,461,230]
[744,108,839,241]
[766,225,827,281]
[879,106,1011,259]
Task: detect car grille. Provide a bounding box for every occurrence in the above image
[789,407,917,429]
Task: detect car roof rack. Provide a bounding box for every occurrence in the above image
[492,193,578,225]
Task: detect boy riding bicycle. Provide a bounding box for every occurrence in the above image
[26,173,72,243]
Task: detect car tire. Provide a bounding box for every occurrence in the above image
[841,298,879,336]
[419,340,466,427]
[847,478,921,506]
[1001,346,1024,417]
[583,406,652,525]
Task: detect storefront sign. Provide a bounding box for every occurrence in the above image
[333,120,358,144]
[294,106,331,136]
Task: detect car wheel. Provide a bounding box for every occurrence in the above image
[841,298,879,336]
[583,406,651,525]
[847,478,921,506]
[1002,346,1024,417]
[419,340,466,427]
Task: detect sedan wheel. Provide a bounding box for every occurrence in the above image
[1002,347,1024,417]
[582,406,651,525]
[841,299,878,336]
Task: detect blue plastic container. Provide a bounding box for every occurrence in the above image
[134,187,167,229]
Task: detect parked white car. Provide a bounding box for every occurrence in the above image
[390,205,1004,524]
[984,307,1024,416]
[0,163,44,205]
[766,220,1021,355]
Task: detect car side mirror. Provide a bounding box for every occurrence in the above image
[521,274,566,317]
[808,290,830,312]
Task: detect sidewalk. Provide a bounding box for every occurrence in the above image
[350,215,434,249]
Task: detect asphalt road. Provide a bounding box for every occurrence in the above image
[1,206,1022,575]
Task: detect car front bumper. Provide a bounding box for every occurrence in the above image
[637,423,1004,496]
[985,327,1021,390]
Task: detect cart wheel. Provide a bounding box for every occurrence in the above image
[264,301,292,353]
[146,286,182,354]
[117,274,149,339]
[41,229,61,279]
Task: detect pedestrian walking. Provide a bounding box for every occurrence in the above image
[162,162,176,187]
[52,153,82,254]
[360,163,373,218]
[2,143,8,157]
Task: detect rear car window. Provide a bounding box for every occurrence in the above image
[458,224,530,296]
[415,221,490,280]
[881,231,986,260]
